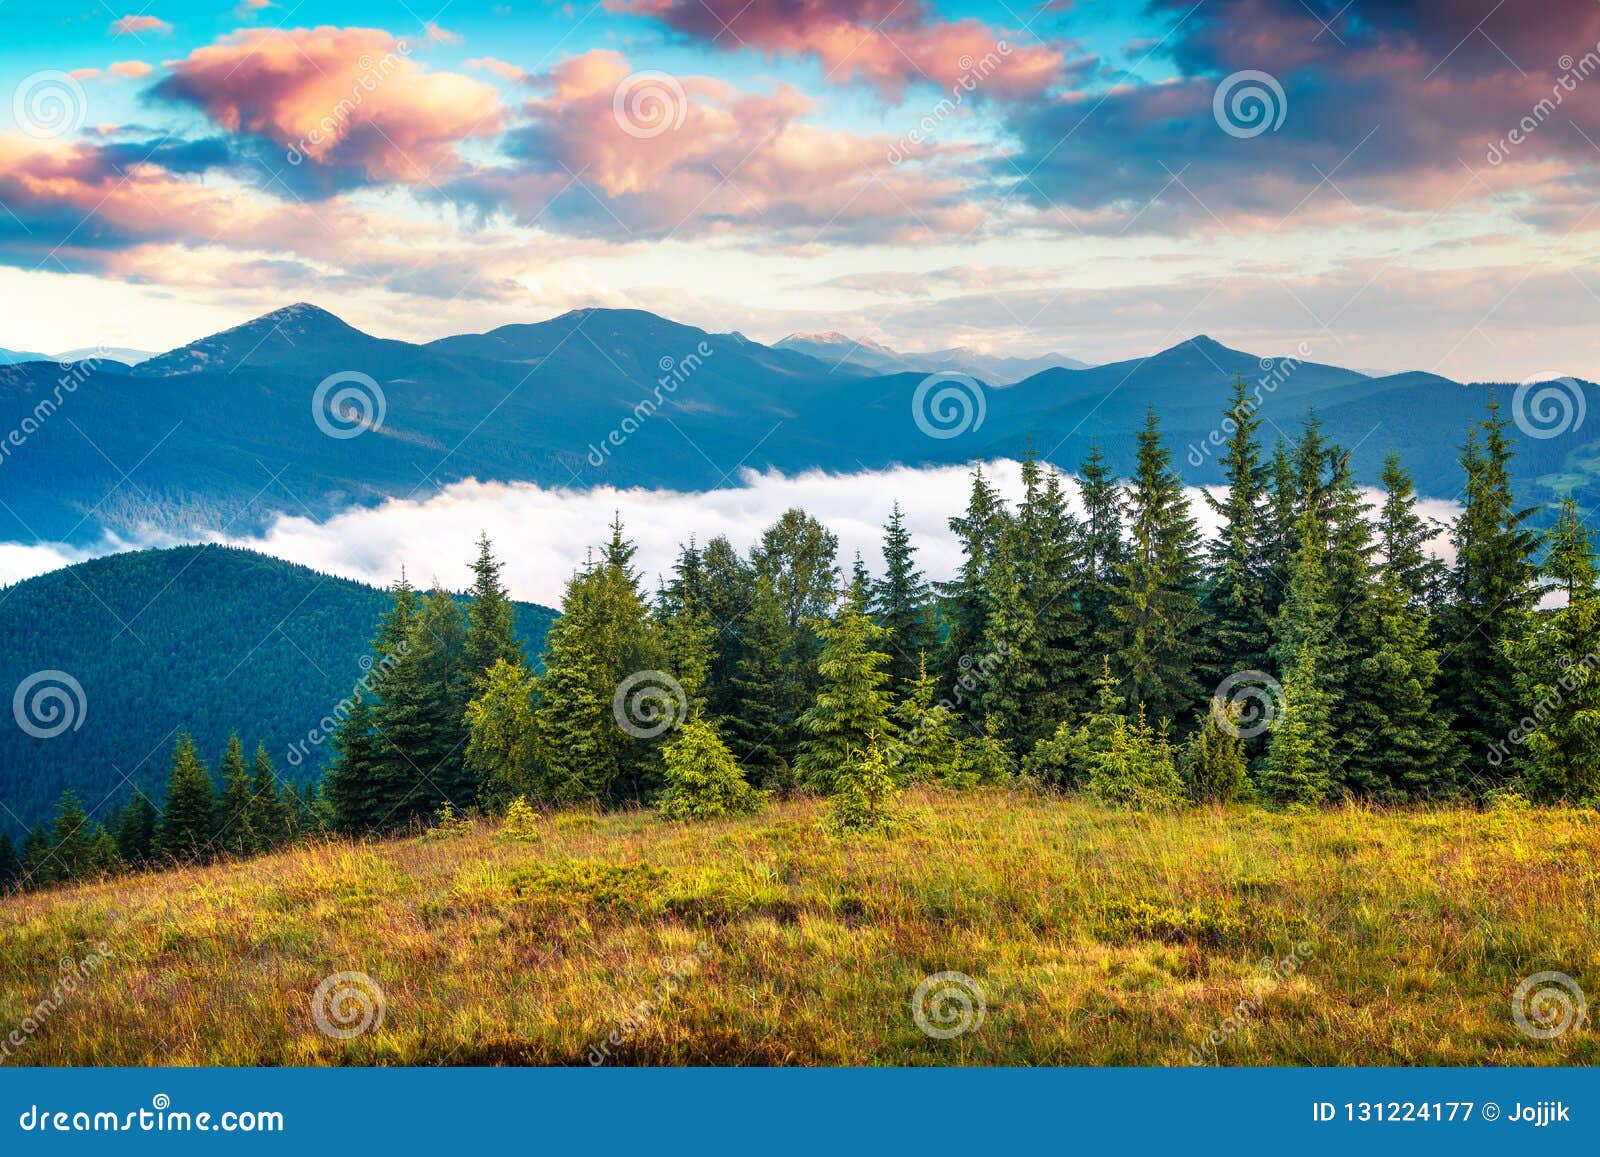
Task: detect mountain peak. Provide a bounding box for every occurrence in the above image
[133,302,370,377]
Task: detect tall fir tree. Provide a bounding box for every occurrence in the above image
[1108,409,1207,724]
[939,466,1008,714]
[795,598,896,793]
[1439,399,1540,775]
[464,657,539,811]
[725,571,793,788]
[157,732,217,861]
[113,789,158,864]
[871,503,934,698]
[245,743,290,850]
[465,533,521,682]
[0,831,19,891]
[215,733,255,855]
[1506,500,1600,803]
[49,790,95,880]
[1361,454,1460,798]
[1260,643,1332,807]
[1202,376,1271,679]
[324,694,380,831]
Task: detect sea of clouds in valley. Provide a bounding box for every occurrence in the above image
[0,462,1463,606]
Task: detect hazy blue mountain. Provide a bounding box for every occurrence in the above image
[1,304,1594,548]
[0,546,557,832]
[54,346,155,366]
[0,348,50,365]
[776,330,1088,382]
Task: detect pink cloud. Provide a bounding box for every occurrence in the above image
[468,49,984,243]
[612,0,1064,100]
[108,60,154,79]
[468,57,530,84]
[426,22,463,45]
[155,26,502,183]
[110,15,172,36]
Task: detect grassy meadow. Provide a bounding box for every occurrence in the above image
[1,788,1595,1066]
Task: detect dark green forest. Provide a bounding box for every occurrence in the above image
[7,384,1598,894]
[0,546,555,831]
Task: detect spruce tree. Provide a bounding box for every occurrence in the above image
[657,717,765,820]
[49,790,94,880]
[871,503,935,697]
[1179,705,1249,804]
[245,743,290,850]
[324,694,380,831]
[1108,409,1207,724]
[1362,454,1460,798]
[157,732,217,861]
[0,832,20,891]
[1439,399,1540,773]
[795,598,896,793]
[887,653,957,783]
[1506,500,1600,803]
[939,466,1008,711]
[824,735,903,836]
[530,575,620,804]
[20,825,55,888]
[1077,442,1127,664]
[698,536,756,720]
[1011,456,1086,739]
[1202,376,1271,678]
[466,533,521,682]
[114,789,158,864]
[216,733,255,855]
[726,572,793,788]
[464,657,539,811]
[409,586,473,808]
[1260,643,1331,807]
[1087,707,1183,810]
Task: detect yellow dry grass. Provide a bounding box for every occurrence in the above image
[1,788,1595,1065]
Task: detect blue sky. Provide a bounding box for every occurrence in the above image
[0,1,1597,380]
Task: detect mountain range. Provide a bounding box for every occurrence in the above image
[0,302,1595,550]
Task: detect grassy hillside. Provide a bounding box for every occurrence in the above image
[1,789,1594,1066]
[0,546,557,831]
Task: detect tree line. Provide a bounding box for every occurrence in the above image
[7,381,1597,890]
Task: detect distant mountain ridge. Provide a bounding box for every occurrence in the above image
[1,302,1595,548]
[776,330,1089,382]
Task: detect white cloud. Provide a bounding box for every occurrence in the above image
[0,462,1464,607]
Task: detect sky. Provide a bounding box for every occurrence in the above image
[1,1,1598,378]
